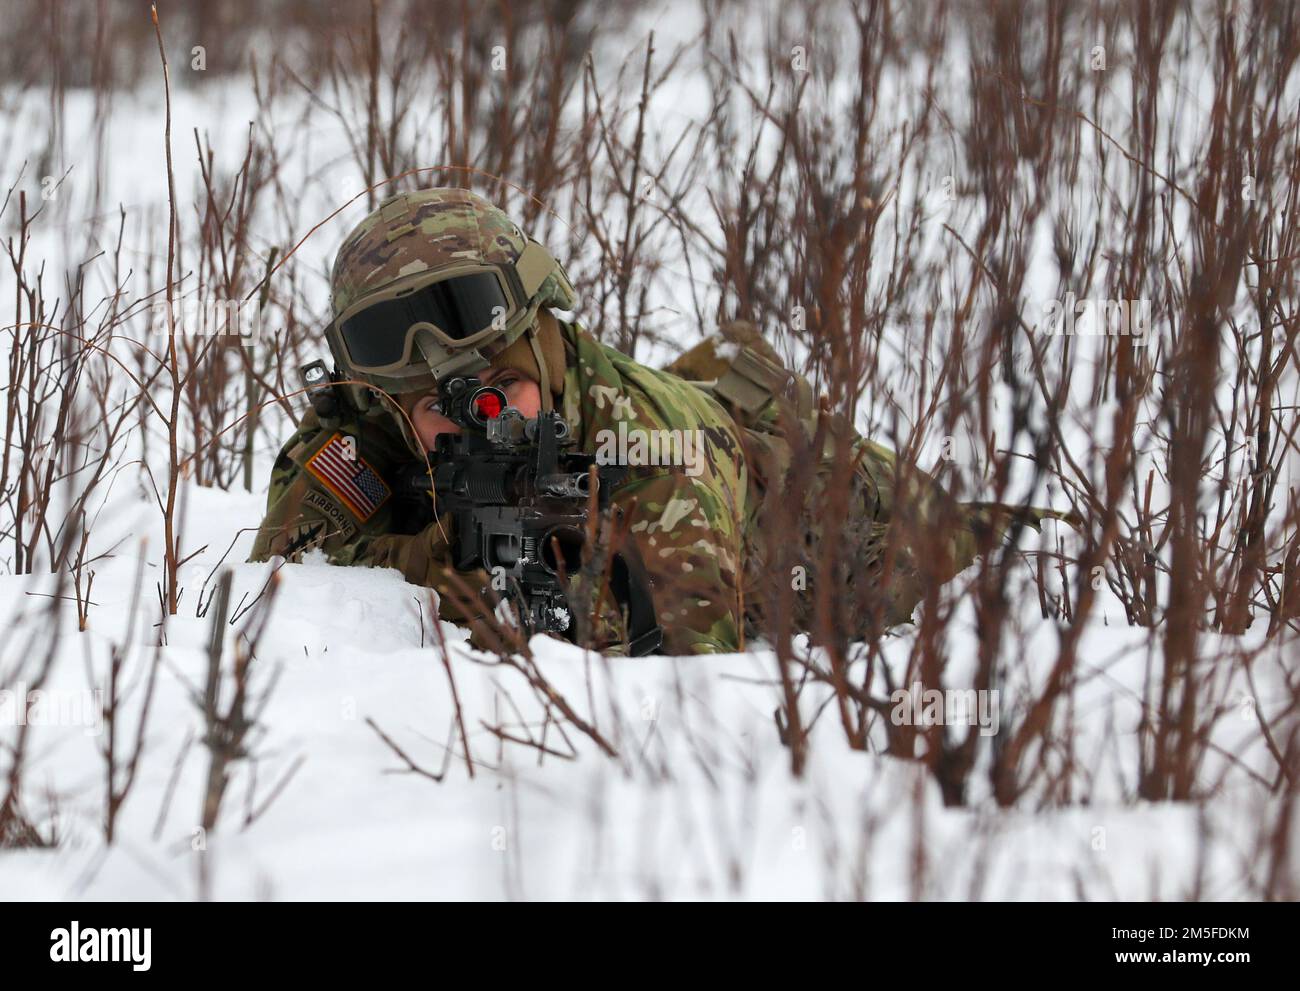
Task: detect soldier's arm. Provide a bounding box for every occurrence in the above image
[610,468,746,655]
[248,417,488,623]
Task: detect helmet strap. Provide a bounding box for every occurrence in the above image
[526,320,554,413]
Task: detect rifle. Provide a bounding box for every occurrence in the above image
[395,376,663,656]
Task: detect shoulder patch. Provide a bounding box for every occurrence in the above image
[302,488,360,539]
[279,520,327,559]
[305,432,392,522]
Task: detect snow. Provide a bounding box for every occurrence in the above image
[0,476,1277,900]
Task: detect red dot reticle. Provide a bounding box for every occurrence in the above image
[474,391,504,419]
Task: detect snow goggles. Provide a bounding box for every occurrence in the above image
[333,267,514,374]
[332,242,558,375]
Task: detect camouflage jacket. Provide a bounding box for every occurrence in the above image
[252,319,751,653]
[250,319,1006,654]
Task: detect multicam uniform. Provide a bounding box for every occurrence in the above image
[250,317,1002,654]
[250,186,1058,655]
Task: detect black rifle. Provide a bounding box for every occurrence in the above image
[395,376,663,656]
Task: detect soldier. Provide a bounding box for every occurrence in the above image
[251,187,1057,655]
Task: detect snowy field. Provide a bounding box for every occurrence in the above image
[0,482,1282,900]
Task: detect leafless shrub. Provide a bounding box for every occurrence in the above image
[189,567,289,896]
[94,547,162,843]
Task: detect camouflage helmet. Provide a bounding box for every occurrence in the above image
[325,187,576,413]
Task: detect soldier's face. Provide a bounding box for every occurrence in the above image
[404,368,542,451]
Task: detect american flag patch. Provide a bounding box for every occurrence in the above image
[305,432,391,522]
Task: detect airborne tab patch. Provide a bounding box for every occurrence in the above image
[303,489,359,539]
[305,432,391,522]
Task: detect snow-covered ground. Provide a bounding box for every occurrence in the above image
[0,478,1281,900]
